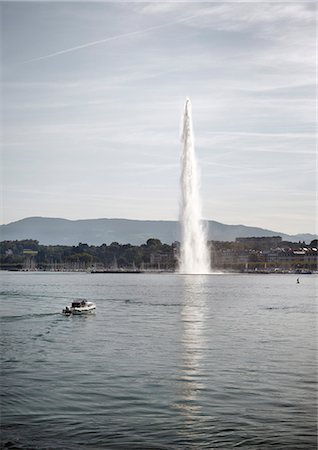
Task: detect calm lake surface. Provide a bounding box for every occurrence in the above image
[0,272,317,449]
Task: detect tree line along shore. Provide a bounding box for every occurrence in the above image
[1,236,317,273]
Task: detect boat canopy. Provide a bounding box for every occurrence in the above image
[71,300,87,307]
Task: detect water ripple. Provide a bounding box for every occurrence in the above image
[0,272,317,449]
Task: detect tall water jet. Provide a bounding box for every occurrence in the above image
[179,98,211,274]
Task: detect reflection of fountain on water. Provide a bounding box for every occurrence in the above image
[175,276,207,424]
[179,99,211,275]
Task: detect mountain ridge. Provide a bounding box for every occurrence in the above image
[0,216,315,246]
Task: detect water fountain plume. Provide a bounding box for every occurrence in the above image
[179,99,211,274]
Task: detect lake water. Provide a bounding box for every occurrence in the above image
[0,272,317,449]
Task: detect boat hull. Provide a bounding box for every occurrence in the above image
[71,306,96,315]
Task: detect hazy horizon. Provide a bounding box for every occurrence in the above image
[2,2,316,235]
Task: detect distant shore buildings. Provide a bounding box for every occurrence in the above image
[211,236,317,272]
[1,236,317,273]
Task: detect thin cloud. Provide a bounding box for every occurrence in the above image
[22,14,198,64]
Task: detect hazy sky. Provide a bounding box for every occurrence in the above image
[1,1,316,234]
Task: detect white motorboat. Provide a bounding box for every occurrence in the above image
[63,300,96,315]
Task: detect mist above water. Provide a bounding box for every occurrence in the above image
[179,99,211,274]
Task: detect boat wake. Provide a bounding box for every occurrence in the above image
[0,312,61,323]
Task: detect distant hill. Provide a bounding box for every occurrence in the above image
[0,217,315,246]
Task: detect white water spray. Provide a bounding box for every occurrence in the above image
[179,99,211,274]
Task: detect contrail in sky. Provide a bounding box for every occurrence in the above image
[23,14,197,64]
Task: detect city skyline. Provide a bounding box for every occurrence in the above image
[2,2,316,235]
